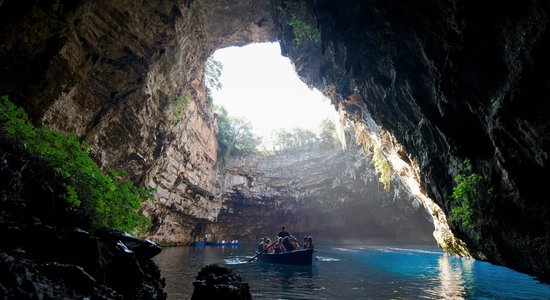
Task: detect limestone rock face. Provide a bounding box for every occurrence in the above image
[276,0,550,280]
[207,145,434,245]
[1,0,550,282]
[0,0,277,245]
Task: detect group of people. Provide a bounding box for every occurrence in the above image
[257,226,314,254]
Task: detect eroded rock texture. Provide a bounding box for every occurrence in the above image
[209,144,434,245]
[277,0,550,280]
[1,0,549,282]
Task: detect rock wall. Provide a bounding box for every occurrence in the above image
[0,0,277,245]
[0,138,166,299]
[206,144,434,245]
[275,0,550,280]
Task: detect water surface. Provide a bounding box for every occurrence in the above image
[153,244,550,299]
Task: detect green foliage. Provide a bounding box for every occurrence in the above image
[319,118,338,148]
[490,99,502,117]
[372,147,392,191]
[449,159,493,231]
[269,118,340,153]
[216,106,261,162]
[271,128,318,151]
[205,57,223,109]
[172,94,190,124]
[0,95,153,233]
[287,15,320,45]
[279,0,320,46]
[205,57,223,92]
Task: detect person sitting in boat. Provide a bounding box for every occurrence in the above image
[307,236,314,250]
[264,238,274,253]
[303,236,308,249]
[258,237,267,252]
[283,236,298,251]
[288,235,301,250]
[274,237,286,253]
[277,225,290,239]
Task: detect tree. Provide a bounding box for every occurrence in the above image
[216,106,261,162]
[205,57,223,92]
[205,57,223,107]
[319,118,338,148]
[292,128,317,148]
[271,128,294,151]
[271,128,318,152]
[230,117,262,157]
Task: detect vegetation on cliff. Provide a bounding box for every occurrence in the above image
[278,0,320,45]
[450,159,494,231]
[270,118,340,152]
[0,96,153,233]
[215,103,341,164]
[216,105,262,162]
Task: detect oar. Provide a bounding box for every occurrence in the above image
[248,242,276,262]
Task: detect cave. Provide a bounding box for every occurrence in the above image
[1,0,549,292]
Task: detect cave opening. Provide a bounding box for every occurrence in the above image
[206,42,340,150]
[1,0,549,296]
[201,42,436,247]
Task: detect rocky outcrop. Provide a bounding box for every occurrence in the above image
[1,0,550,282]
[205,144,434,245]
[191,264,251,300]
[276,0,550,280]
[0,0,277,246]
[0,139,166,299]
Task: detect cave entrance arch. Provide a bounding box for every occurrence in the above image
[206,42,339,152]
[3,0,550,282]
[0,0,465,254]
[191,41,435,246]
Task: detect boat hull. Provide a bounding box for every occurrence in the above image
[257,249,314,265]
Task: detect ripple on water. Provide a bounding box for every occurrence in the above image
[224,256,250,265]
[316,256,340,262]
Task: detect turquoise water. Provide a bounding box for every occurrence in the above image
[153,244,550,299]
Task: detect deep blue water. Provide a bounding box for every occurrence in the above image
[153,244,550,299]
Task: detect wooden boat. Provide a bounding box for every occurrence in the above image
[256,249,315,265]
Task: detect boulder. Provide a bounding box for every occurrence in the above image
[191,264,252,300]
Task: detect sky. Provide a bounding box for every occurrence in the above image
[209,42,338,143]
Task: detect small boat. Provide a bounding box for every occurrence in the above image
[190,241,205,246]
[256,249,315,265]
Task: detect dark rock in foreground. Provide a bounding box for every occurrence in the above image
[0,222,167,299]
[192,264,252,300]
[0,139,167,299]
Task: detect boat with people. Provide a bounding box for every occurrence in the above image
[250,226,316,265]
[256,248,315,265]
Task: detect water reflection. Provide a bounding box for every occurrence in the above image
[250,263,319,299]
[429,254,467,299]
